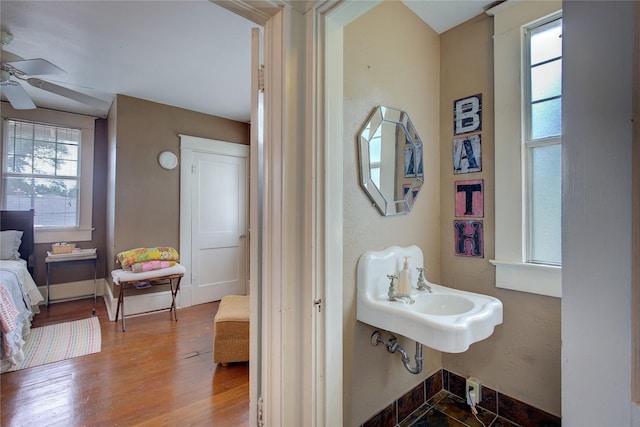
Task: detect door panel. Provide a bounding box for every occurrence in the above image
[192,150,247,305]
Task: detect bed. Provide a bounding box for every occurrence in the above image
[0,210,44,368]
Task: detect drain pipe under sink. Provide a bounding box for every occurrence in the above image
[371,330,423,374]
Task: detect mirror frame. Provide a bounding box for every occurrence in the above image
[357,106,424,216]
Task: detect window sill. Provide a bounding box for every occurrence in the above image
[489,259,561,298]
[35,228,94,244]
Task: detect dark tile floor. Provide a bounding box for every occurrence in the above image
[399,390,520,427]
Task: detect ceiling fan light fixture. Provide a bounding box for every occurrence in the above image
[1,31,13,46]
[1,69,11,82]
[1,34,109,114]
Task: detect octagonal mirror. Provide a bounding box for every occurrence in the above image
[358,106,424,216]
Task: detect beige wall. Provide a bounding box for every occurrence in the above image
[343,2,442,425]
[106,94,249,291]
[439,14,561,416]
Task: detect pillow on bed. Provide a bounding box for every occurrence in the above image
[0,230,23,260]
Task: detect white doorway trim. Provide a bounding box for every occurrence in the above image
[249,1,382,425]
[249,26,263,427]
[311,2,382,426]
[178,134,249,309]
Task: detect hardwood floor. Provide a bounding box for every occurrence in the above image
[1,298,249,426]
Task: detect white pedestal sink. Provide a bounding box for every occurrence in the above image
[357,245,503,353]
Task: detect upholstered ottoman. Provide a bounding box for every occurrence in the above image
[213,295,249,365]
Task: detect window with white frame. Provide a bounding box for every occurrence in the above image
[488,1,562,297]
[1,103,95,243]
[4,119,82,226]
[526,16,562,266]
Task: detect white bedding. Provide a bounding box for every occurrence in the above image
[0,259,44,367]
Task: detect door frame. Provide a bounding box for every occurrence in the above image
[178,134,249,308]
[213,1,379,425]
[306,3,381,426]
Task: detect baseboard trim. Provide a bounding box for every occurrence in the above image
[104,282,117,321]
[40,280,181,324]
[104,282,181,322]
[39,278,105,304]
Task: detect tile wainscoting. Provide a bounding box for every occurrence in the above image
[361,369,561,427]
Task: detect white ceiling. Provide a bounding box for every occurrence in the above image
[0,1,495,123]
[402,0,497,34]
[1,1,257,121]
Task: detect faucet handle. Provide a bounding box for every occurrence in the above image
[415,268,432,292]
[387,274,399,299]
[387,274,398,291]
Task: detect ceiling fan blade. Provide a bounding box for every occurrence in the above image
[27,78,110,110]
[7,58,65,76]
[1,80,36,109]
[1,50,25,64]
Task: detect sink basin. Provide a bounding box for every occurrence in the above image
[410,294,475,316]
[357,245,503,353]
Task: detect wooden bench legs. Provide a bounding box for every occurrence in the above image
[115,274,183,332]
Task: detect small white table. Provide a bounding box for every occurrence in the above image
[45,249,97,310]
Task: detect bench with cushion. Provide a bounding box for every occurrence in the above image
[213,295,250,365]
[111,263,186,331]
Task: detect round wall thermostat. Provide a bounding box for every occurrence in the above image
[158,151,178,170]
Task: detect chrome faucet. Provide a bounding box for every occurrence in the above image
[416,267,432,292]
[386,274,414,304]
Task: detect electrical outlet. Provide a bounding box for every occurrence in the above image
[466,377,481,406]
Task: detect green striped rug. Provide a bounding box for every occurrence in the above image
[1,316,101,373]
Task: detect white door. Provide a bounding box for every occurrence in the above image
[180,136,249,306]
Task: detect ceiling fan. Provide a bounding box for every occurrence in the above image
[0,30,109,110]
